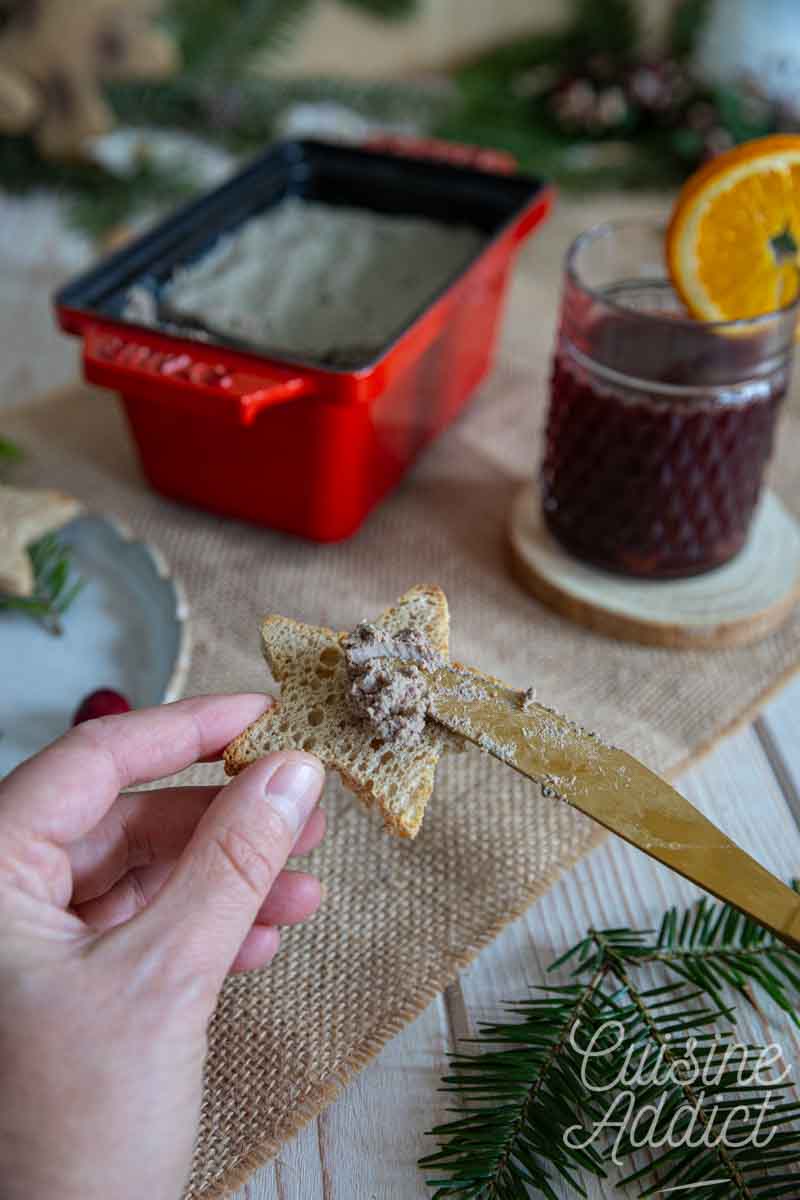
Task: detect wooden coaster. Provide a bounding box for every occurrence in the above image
[509,484,800,649]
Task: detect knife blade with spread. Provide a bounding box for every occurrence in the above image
[342,620,800,951]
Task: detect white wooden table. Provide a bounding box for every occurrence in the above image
[2,191,798,1200]
[229,683,799,1200]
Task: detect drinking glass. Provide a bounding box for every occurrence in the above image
[542,220,799,578]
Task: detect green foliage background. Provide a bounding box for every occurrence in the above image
[0,0,788,232]
[422,894,800,1198]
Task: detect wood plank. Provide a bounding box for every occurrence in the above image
[232,724,800,1199]
[230,1119,327,1199]
[758,673,800,824]
[451,725,800,1198]
[230,1166,278,1199]
[271,1122,328,1200]
[314,994,453,1198]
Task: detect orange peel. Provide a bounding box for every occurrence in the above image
[666,134,800,326]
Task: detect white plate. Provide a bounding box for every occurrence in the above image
[0,515,190,776]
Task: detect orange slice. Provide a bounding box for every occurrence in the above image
[666,133,800,325]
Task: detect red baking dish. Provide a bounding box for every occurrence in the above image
[56,139,552,541]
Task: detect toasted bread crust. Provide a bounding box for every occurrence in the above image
[224,585,451,837]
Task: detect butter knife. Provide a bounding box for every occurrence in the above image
[426,664,800,951]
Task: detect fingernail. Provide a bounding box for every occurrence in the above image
[266,758,323,837]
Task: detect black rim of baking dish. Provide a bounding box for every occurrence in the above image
[55,138,549,374]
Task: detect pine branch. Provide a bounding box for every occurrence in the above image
[70,158,197,239]
[608,960,800,1198]
[650,900,800,1030]
[0,435,23,466]
[165,0,315,76]
[0,440,84,633]
[0,534,85,635]
[420,970,610,1197]
[422,896,800,1198]
[165,0,419,76]
[570,0,639,59]
[669,0,714,61]
[107,73,448,143]
[0,134,196,238]
[0,68,450,236]
[340,0,419,18]
[565,899,800,1030]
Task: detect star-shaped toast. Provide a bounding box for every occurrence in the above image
[224,585,454,838]
[0,484,82,597]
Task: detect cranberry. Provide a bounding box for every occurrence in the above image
[72,688,132,726]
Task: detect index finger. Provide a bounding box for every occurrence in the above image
[0,694,271,845]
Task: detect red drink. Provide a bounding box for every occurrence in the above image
[544,333,788,578]
[542,223,797,579]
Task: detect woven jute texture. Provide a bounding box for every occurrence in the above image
[3,195,800,1198]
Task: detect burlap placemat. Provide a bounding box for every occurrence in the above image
[3,195,800,1197]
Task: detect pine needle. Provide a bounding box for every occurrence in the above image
[0,534,85,635]
[421,895,800,1198]
[0,436,23,465]
[341,0,419,18]
[0,438,84,634]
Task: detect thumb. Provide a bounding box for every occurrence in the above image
[123,751,324,990]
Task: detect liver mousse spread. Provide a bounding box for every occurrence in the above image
[342,622,444,748]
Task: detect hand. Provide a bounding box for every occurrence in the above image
[0,694,326,1200]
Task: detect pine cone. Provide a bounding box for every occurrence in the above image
[626,59,691,123]
[549,76,632,135]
